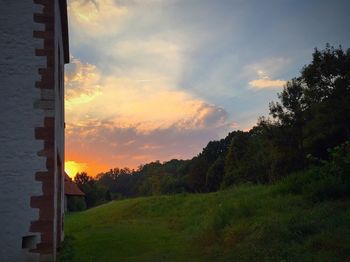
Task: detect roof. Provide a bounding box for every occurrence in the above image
[64,172,85,196]
[59,0,70,64]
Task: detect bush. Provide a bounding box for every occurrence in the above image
[67,196,86,212]
[276,141,350,201]
[304,170,346,202]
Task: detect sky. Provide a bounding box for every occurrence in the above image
[64,0,350,177]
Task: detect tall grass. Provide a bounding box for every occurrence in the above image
[61,142,350,261]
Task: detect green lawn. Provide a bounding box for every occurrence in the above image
[62,183,350,262]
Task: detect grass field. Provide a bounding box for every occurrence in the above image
[61,179,350,262]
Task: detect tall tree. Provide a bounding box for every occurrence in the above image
[302,45,350,157]
[269,78,306,170]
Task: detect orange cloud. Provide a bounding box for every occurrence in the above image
[65,59,228,134]
[249,77,286,89]
[64,56,231,173]
[65,117,231,175]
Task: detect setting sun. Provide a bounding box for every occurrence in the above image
[65,160,87,178]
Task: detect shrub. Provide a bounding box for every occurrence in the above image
[67,196,86,212]
[276,141,350,201]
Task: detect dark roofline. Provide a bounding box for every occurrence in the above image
[59,0,70,64]
[64,172,85,196]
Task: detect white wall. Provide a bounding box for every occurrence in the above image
[0,1,47,261]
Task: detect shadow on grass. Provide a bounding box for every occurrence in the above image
[57,235,75,262]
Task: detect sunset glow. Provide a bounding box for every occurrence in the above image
[65,161,87,178]
[65,0,350,176]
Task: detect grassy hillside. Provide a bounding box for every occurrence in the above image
[61,175,350,262]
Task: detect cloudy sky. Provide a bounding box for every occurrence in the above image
[64,0,350,177]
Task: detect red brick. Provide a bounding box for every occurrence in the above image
[30,221,52,232]
[44,117,55,127]
[35,127,54,140]
[35,48,53,57]
[46,158,54,169]
[31,0,59,258]
[33,31,53,39]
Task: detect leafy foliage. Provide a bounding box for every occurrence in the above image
[74,172,109,208]
[67,196,86,212]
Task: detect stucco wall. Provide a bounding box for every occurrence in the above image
[0,2,47,262]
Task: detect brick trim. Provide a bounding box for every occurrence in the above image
[30,0,56,257]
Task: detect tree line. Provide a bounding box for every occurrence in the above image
[73,45,350,208]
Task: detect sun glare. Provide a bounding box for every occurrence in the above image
[65,160,87,178]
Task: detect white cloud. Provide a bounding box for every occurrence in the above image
[109,37,185,85]
[68,0,128,37]
[245,57,291,77]
[65,57,102,108]
[245,58,288,89]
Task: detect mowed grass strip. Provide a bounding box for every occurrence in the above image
[64,196,209,262]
